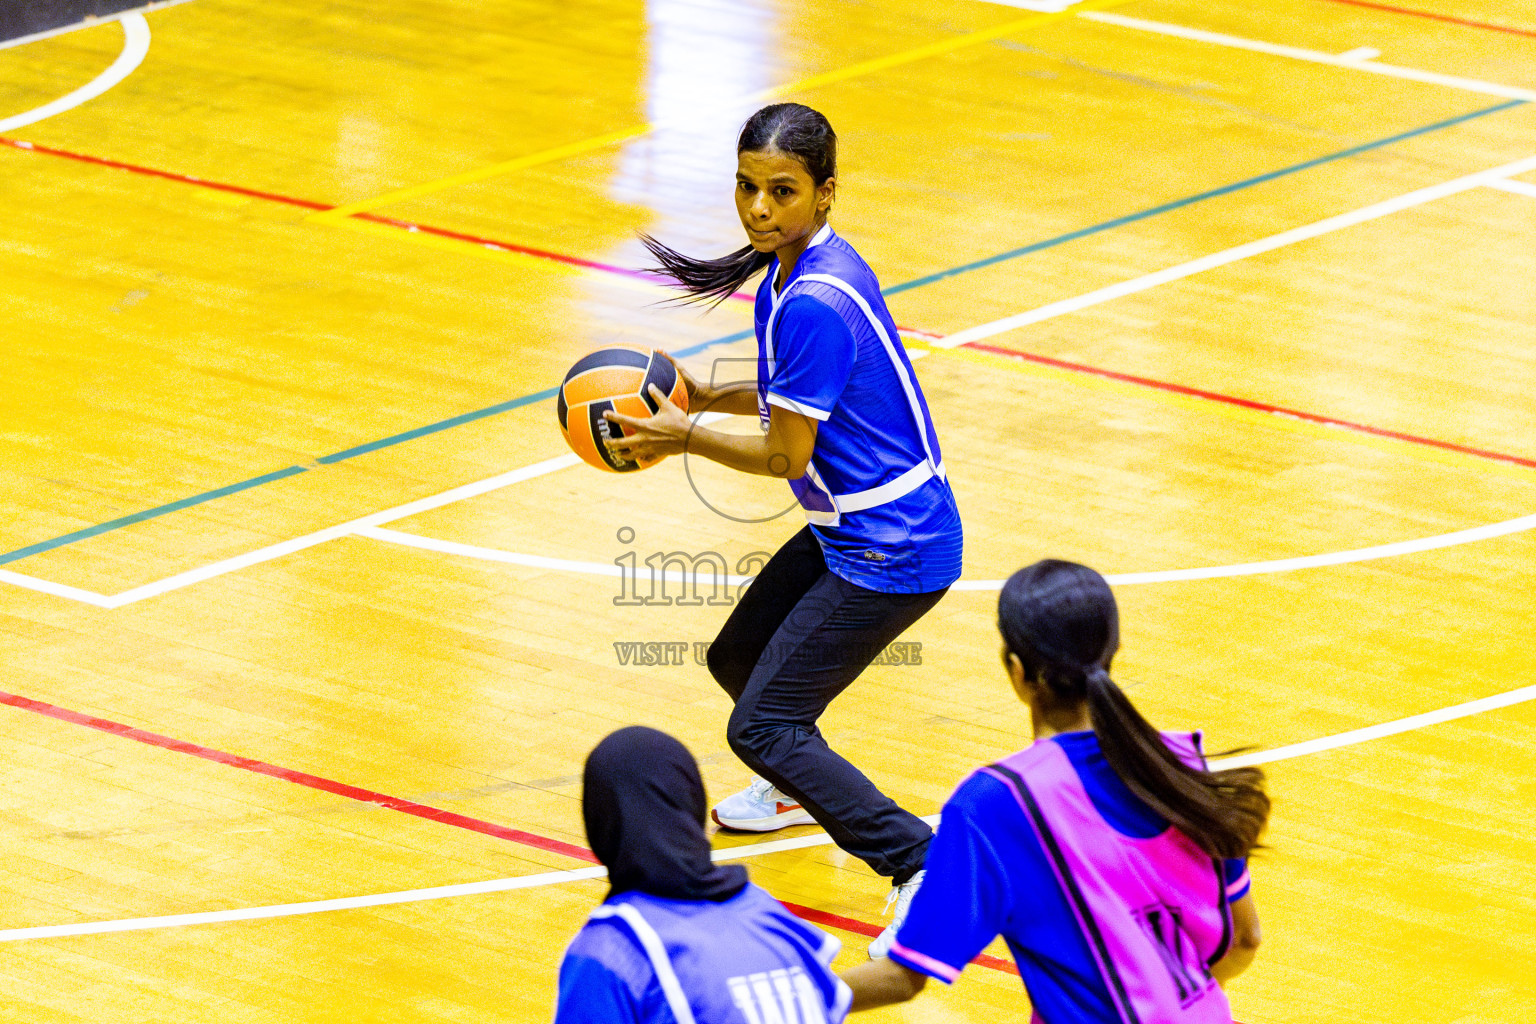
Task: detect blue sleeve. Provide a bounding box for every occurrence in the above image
[766,294,855,422]
[554,955,642,1024]
[1222,858,1251,903]
[889,774,1015,983]
[554,924,658,1024]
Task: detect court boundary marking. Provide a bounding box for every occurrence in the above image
[0,688,1007,972]
[366,509,1536,592]
[937,340,1536,474]
[932,153,1536,346]
[0,690,593,860]
[0,99,1527,570]
[1310,0,1536,39]
[0,0,192,51]
[0,137,677,291]
[1486,177,1536,199]
[2,676,1531,944]
[0,13,149,133]
[4,96,1519,319]
[879,98,1524,295]
[6,439,1534,610]
[0,454,585,608]
[4,149,1536,606]
[1080,11,1536,102]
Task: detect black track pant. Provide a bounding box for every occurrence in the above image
[706,526,945,882]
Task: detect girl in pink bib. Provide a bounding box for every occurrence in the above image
[839,560,1270,1023]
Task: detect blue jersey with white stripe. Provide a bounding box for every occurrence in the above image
[754,226,962,594]
[555,885,851,1024]
[890,732,1250,1023]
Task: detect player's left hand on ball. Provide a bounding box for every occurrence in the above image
[603,384,690,461]
[660,351,707,407]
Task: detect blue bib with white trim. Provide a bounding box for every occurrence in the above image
[557,886,851,1024]
[753,226,963,594]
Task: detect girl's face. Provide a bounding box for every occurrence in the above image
[734,147,834,254]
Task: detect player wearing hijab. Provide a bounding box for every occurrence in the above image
[555,726,852,1024]
[603,103,961,957]
[839,561,1269,1021]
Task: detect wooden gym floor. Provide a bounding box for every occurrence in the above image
[2,0,1534,1020]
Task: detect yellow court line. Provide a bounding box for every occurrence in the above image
[902,339,1536,483]
[309,0,1132,223]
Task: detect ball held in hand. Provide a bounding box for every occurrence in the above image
[557,345,689,472]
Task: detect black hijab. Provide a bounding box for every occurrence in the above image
[582,726,749,903]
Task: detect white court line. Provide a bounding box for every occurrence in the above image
[0,866,608,942]
[0,455,580,608]
[3,147,1534,608]
[956,511,1536,590]
[367,509,1536,592]
[7,680,1534,943]
[78,413,734,605]
[936,154,1536,347]
[101,454,585,607]
[1079,10,1536,103]
[0,13,149,133]
[0,0,192,51]
[358,527,759,587]
[0,414,738,608]
[0,568,117,608]
[1485,177,1536,199]
[1215,684,1536,770]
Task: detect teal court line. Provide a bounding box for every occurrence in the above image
[0,98,1523,568]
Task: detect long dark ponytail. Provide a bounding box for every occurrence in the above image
[998,560,1270,860]
[640,103,837,305]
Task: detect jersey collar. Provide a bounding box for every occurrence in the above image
[770,222,835,299]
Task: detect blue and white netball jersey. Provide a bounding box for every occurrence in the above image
[753,225,962,595]
[555,884,850,1024]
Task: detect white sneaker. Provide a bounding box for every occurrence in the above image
[711,776,817,832]
[868,869,925,959]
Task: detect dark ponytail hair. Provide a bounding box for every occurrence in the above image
[998,561,1270,860]
[641,103,838,305]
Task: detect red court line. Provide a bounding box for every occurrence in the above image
[0,136,742,300]
[963,341,1536,471]
[0,689,595,863]
[0,138,330,210]
[357,210,658,282]
[10,135,1529,474]
[1312,0,1536,37]
[785,902,1019,975]
[0,688,1019,975]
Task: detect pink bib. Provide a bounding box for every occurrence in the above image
[981,733,1234,1024]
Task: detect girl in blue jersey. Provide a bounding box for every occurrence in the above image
[603,103,962,956]
[555,726,851,1024]
[837,561,1269,1021]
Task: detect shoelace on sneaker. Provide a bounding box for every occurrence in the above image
[881,871,925,919]
[746,776,777,803]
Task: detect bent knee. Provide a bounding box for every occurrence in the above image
[726,711,787,763]
[725,711,761,759]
